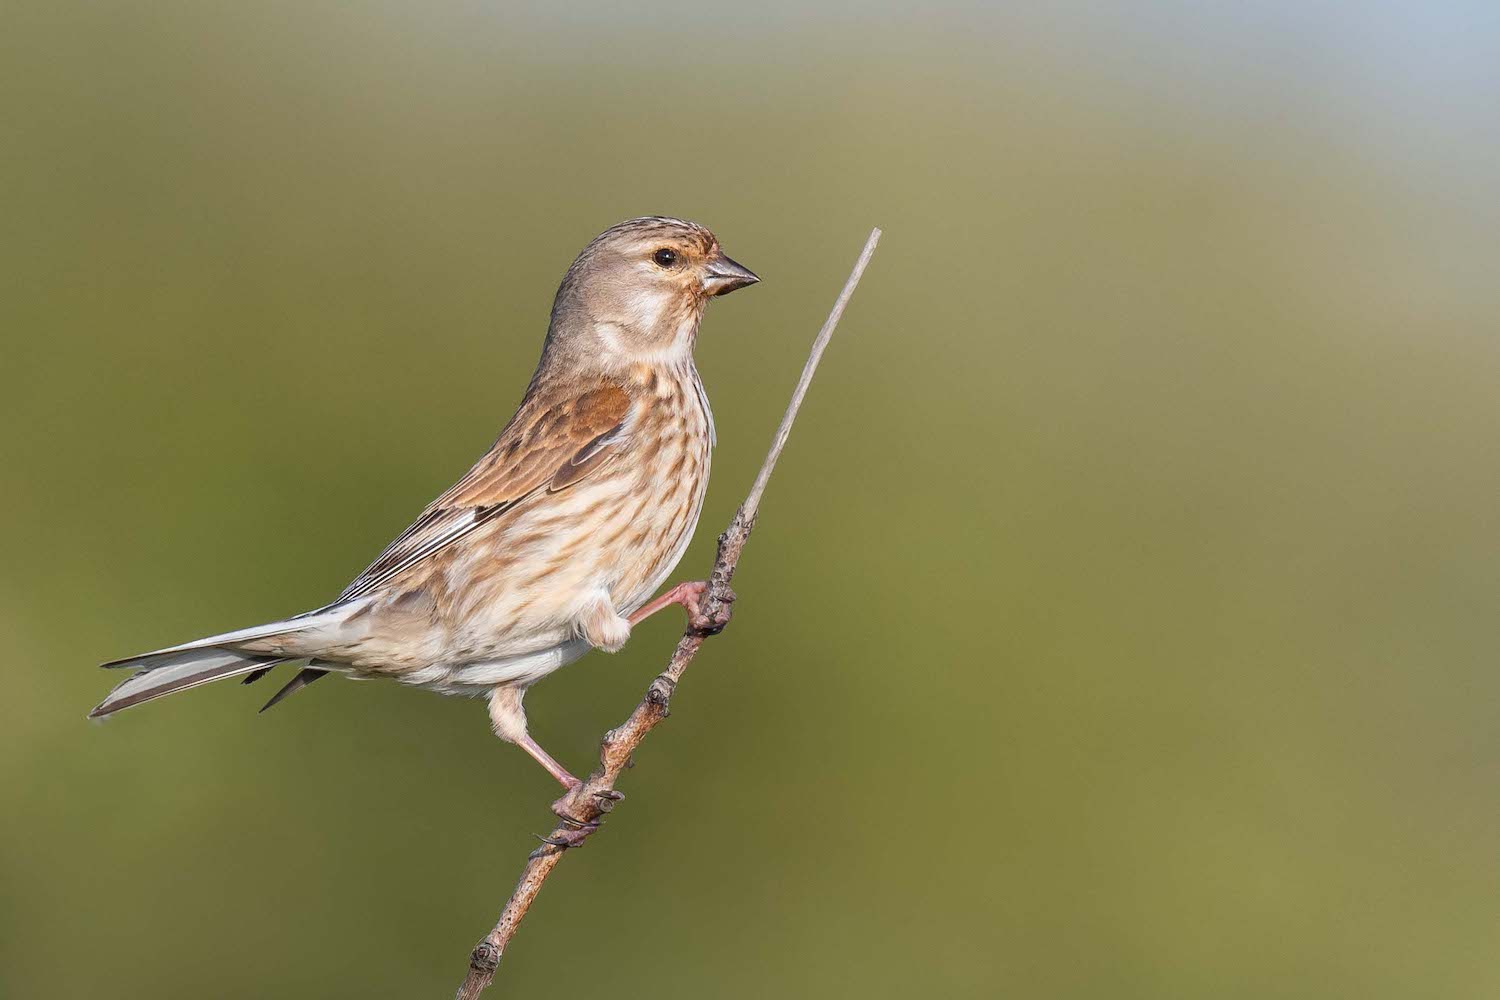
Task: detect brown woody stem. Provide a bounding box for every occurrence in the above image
[454,227,881,1000]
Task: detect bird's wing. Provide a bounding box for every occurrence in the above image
[338,382,632,601]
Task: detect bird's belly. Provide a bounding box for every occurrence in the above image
[432,454,706,660]
[614,489,705,614]
[340,392,711,687]
[607,444,711,615]
[393,638,592,696]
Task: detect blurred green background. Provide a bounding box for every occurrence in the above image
[4,2,1499,997]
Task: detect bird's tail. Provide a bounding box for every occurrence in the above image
[88,649,292,717]
[88,608,346,718]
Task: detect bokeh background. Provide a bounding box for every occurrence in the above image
[4,2,1499,997]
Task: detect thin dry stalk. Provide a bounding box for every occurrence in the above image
[455,227,881,999]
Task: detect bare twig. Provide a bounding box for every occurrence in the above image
[454,227,881,1000]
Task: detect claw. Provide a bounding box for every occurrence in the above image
[534,824,598,852]
[688,585,736,636]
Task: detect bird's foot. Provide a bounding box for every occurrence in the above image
[538,784,624,850]
[628,580,736,634]
[535,823,597,851]
[686,583,735,636]
[549,779,584,818]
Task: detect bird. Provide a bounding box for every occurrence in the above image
[90,216,759,803]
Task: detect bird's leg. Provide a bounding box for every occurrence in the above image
[489,686,580,790]
[628,581,705,624]
[576,591,631,652]
[487,686,605,846]
[628,580,736,635]
[515,734,583,791]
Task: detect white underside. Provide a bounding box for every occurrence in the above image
[390,638,594,697]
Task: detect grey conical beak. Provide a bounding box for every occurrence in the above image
[702,253,760,296]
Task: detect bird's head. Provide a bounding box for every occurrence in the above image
[544,216,759,368]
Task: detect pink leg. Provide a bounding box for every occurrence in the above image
[629,580,736,634]
[514,734,610,832]
[628,580,709,626]
[490,688,580,790]
[515,733,581,790]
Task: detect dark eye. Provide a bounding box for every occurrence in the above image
[652,248,679,267]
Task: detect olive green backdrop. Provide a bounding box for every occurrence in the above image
[4,2,1499,997]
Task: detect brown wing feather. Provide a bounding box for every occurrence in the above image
[339,382,632,601]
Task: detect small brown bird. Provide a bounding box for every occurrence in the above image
[91,216,758,798]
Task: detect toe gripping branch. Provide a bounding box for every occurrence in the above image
[535,786,625,855]
[532,577,738,855]
[687,584,736,636]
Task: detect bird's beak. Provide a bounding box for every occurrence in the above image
[701,253,760,296]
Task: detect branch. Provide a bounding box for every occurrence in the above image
[454,227,882,999]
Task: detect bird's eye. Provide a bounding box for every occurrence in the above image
[652,248,680,267]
